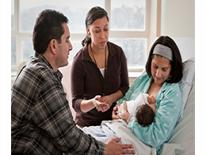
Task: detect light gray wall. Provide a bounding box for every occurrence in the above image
[161,0,194,37]
[160,0,195,61]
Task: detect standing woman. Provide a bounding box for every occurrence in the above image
[71,6,129,127]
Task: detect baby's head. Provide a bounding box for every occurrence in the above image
[136,104,155,127]
[136,95,156,127]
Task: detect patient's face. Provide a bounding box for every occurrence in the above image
[151,55,171,85]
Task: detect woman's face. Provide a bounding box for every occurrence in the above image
[151,55,171,85]
[87,16,109,49]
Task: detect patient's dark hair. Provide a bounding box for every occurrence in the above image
[33,9,68,55]
[145,36,183,83]
[136,104,155,127]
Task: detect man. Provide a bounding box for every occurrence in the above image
[11,9,134,155]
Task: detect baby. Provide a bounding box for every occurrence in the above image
[117,93,156,127]
[81,93,156,145]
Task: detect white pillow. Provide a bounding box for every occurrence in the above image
[179,57,195,114]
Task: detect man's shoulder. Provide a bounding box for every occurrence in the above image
[22,58,52,79]
[28,59,48,71]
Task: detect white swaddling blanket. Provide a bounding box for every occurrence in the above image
[82,119,156,155]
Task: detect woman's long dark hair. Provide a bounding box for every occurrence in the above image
[145,36,183,83]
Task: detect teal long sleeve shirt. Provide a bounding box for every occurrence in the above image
[118,73,182,153]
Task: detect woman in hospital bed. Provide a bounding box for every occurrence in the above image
[81,36,183,155]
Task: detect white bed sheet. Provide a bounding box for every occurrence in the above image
[102,120,157,155]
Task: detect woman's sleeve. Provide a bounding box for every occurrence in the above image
[128,84,182,149]
[71,59,84,112]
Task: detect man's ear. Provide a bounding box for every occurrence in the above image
[49,39,58,55]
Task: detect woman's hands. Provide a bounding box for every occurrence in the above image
[92,90,123,112]
[81,94,119,113]
[92,90,124,112]
[93,94,116,112]
[92,95,110,112]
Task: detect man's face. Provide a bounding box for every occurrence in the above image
[56,23,72,68]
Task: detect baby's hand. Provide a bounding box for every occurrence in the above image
[117,103,130,123]
[147,96,156,104]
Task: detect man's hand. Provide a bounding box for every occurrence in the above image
[104,137,135,155]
